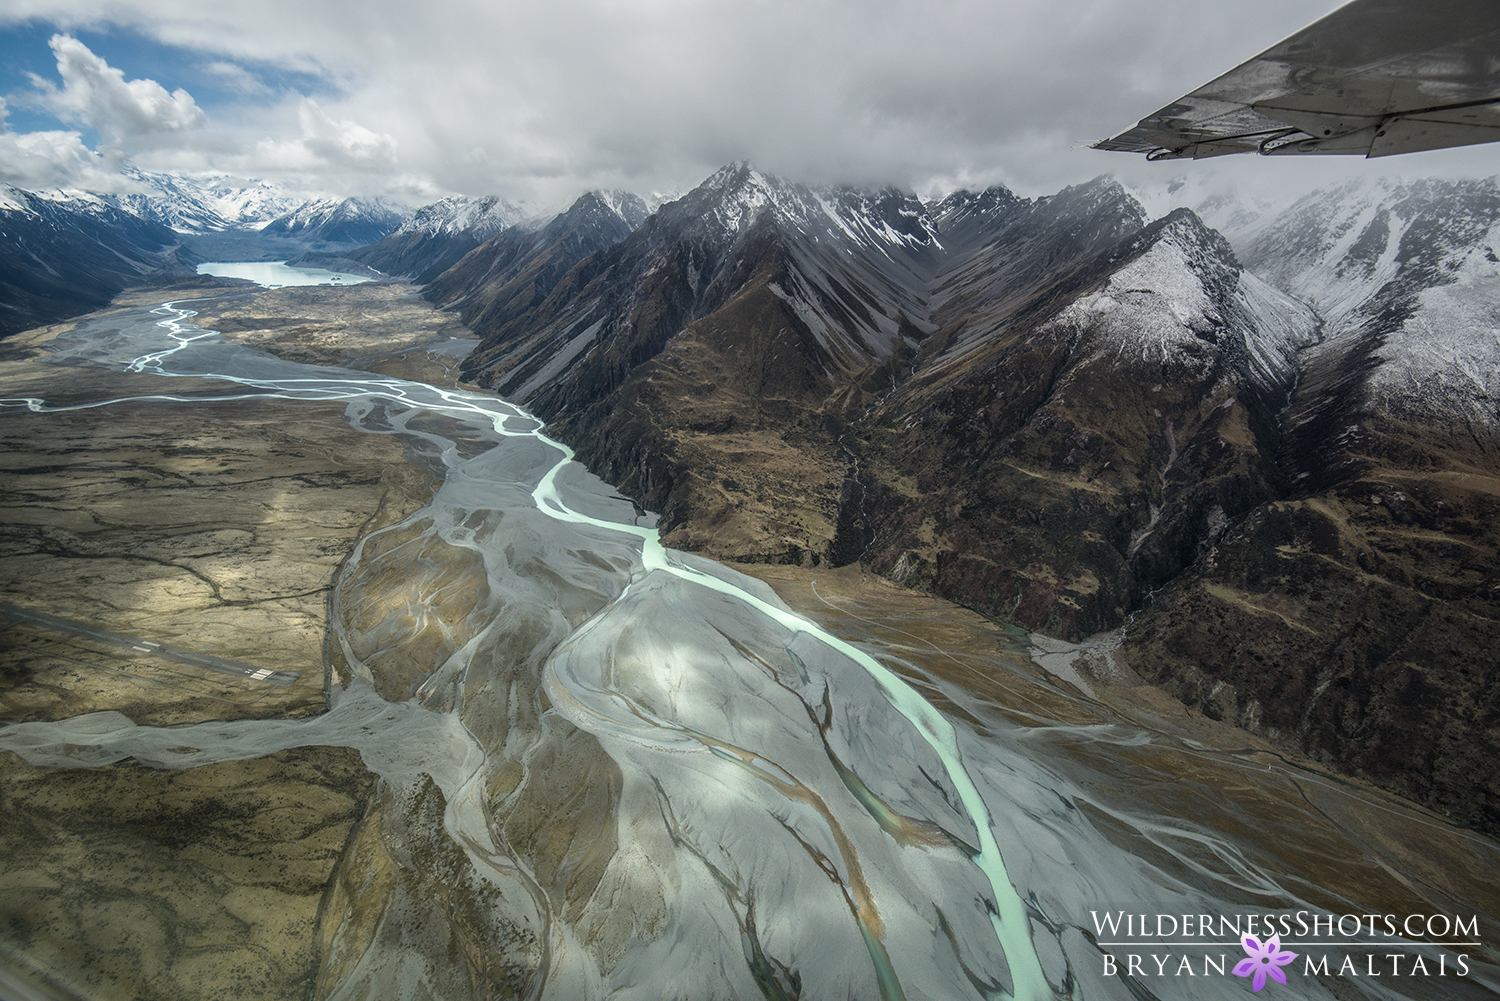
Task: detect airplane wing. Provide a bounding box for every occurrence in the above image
[1095,0,1500,159]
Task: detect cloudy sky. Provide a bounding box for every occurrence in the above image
[0,0,1494,208]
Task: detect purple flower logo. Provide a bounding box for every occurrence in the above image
[1234,934,1297,991]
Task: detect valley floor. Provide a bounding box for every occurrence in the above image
[0,283,1495,1001]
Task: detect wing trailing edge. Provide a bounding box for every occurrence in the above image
[1096,0,1500,159]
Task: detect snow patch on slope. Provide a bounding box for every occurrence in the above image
[1245,176,1500,424]
[590,189,651,229]
[1058,236,1223,371]
[1049,218,1317,384]
[1272,200,1408,335]
[1232,271,1322,384]
[1370,244,1500,423]
[395,195,529,239]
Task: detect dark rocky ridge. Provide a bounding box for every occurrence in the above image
[1124,176,1500,833]
[454,165,972,560]
[0,189,196,337]
[426,190,650,349]
[450,170,1316,625]
[339,228,486,285]
[435,166,1499,833]
[857,207,1313,639]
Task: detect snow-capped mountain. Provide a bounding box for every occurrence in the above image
[424,189,650,347]
[23,170,408,257]
[113,168,306,233]
[258,196,410,247]
[0,183,192,336]
[858,187,1319,637]
[392,194,529,240]
[673,163,941,255]
[455,163,972,410]
[1042,211,1320,388]
[343,194,532,282]
[1238,176,1500,425]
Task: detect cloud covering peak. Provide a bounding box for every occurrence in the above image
[0,1,1496,206]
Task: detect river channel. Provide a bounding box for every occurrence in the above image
[1,285,1497,1001]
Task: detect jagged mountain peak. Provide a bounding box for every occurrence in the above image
[654,163,939,260]
[1044,205,1317,387]
[930,182,1020,211]
[574,189,651,229]
[929,184,1026,235]
[693,160,782,199]
[1044,175,1149,231]
[1121,207,1239,273]
[395,194,529,239]
[664,162,808,237]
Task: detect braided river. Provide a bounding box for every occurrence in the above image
[1,289,1497,1000]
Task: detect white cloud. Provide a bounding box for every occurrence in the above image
[0,33,393,197]
[200,60,271,96]
[0,127,130,190]
[34,33,205,141]
[0,1,1494,204]
[235,98,397,180]
[295,99,396,170]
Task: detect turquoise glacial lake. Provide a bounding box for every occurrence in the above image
[196,261,372,288]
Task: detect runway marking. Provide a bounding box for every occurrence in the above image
[0,603,299,687]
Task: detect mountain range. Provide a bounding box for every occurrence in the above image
[1,163,1495,834]
[0,184,192,337]
[0,171,417,335]
[436,164,1500,834]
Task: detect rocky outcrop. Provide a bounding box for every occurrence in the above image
[859,203,1317,637]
